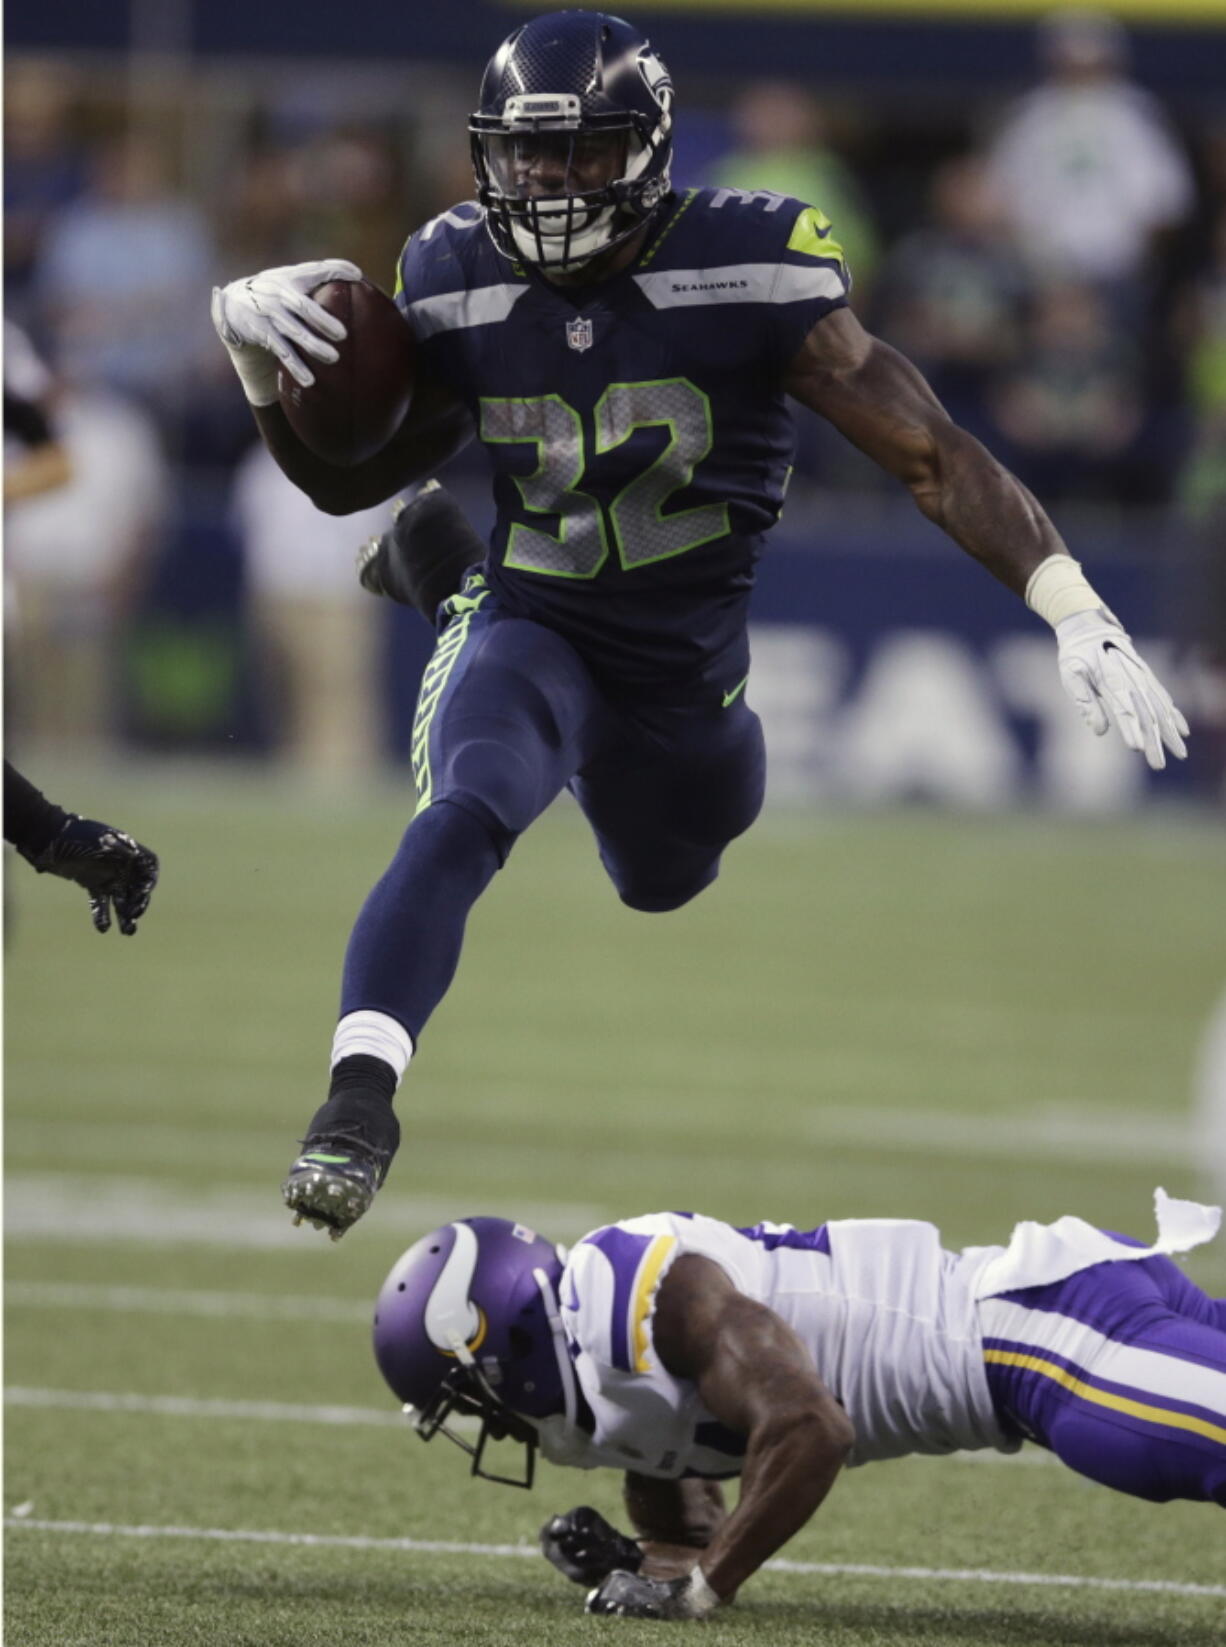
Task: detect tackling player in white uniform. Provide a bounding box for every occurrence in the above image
[373,1192,1225,1619]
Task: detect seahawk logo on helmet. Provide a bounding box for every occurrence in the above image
[469,10,675,271]
[372,1216,579,1488]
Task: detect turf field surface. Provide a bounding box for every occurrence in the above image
[5,761,1225,1646]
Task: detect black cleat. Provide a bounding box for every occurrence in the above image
[281,1136,389,1241]
[356,479,484,617]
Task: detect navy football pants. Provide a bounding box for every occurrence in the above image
[341,592,765,1042]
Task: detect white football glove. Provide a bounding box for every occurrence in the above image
[210,259,363,404]
[1055,608,1189,771]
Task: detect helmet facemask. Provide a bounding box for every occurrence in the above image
[409,1357,542,1489]
[393,1253,579,1490]
[469,22,675,272]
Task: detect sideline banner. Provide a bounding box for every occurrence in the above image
[746,541,1219,810]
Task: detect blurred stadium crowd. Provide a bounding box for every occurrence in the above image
[4,7,1225,775]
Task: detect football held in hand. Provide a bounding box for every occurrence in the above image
[278,278,415,466]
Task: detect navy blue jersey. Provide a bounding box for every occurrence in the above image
[396,187,848,697]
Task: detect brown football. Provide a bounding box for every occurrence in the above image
[278,277,415,467]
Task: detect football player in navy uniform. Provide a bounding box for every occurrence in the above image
[369,1192,1225,1618]
[211,11,1188,1238]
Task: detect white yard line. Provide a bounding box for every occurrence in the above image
[7,1175,1220,1289]
[2,1384,1050,1465]
[762,1555,1226,1598]
[2,1174,610,1248]
[6,1100,1200,1175]
[4,1281,370,1322]
[5,1387,406,1427]
[5,1115,1211,1256]
[3,1517,1220,1600]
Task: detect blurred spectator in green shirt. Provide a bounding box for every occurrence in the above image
[705,80,880,301]
[873,154,1028,449]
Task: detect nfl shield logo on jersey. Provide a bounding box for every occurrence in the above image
[566,316,594,352]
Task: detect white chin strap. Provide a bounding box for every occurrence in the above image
[519,1262,591,1467]
[532,1265,578,1430]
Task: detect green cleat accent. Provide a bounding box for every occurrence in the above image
[281,1139,388,1239]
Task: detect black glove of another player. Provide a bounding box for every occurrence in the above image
[540,1506,644,1587]
[585,1570,699,1620]
[25,815,160,935]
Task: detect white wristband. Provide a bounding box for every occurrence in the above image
[681,1567,722,1617]
[222,340,281,407]
[1024,555,1103,630]
[210,285,282,406]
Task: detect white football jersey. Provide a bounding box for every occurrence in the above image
[553,1193,1219,1480]
[556,1210,1014,1477]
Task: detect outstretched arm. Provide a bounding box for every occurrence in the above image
[783,305,1060,595]
[783,308,1188,770]
[582,1255,853,1618]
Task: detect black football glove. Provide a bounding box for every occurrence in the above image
[25,814,159,935]
[541,1506,644,1588]
[585,1570,701,1620]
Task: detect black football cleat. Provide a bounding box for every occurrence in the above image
[355,479,484,617]
[281,1136,390,1241]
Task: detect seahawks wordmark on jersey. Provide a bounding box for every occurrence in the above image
[396,188,849,694]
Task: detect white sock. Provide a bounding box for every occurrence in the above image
[330,1010,414,1086]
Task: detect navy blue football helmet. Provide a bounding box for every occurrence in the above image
[372,1216,576,1488]
[470,10,674,270]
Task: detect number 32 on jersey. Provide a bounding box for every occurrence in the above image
[480,378,731,577]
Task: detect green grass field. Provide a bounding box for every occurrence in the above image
[5,761,1226,1646]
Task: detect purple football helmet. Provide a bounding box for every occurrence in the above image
[469,9,674,269]
[373,1216,575,1488]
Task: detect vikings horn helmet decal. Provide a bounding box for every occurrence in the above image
[422,1219,488,1357]
[372,1216,576,1487]
[469,10,675,270]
